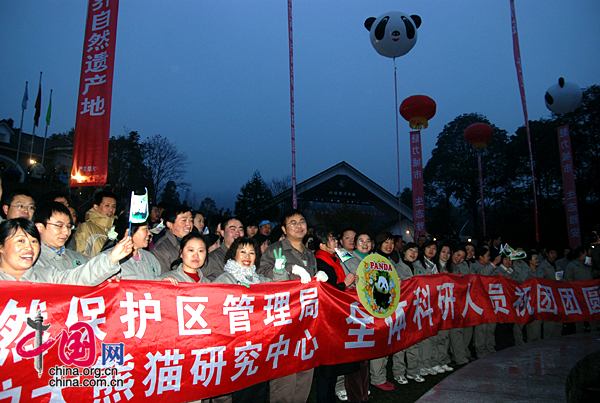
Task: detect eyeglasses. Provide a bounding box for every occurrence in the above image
[10,204,35,212]
[46,222,72,231]
[286,219,306,228]
[357,239,372,244]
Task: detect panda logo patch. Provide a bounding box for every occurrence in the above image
[356,254,401,318]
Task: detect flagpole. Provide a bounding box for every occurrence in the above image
[42,89,52,165]
[16,81,28,170]
[287,0,297,209]
[29,123,36,161]
[29,72,42,162]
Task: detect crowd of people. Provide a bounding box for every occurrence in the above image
[0,180,598,403]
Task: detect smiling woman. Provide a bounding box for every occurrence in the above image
[0,218,40,279]
[215,236,276,285]
[158,233,211,285]
[211,236,294,403]
[99,213,162,281]
[0,218,133,285]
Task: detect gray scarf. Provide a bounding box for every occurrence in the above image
[224,259,261,285]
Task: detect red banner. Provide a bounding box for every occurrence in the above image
[71,0,119,187]
[510,0,540,241]
[410,130,426,237]
[557,124,581,249]
[1,275,598,402]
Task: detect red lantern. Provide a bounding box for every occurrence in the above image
[400,95,436,129]
[464,123,494,150]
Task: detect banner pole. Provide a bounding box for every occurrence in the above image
[510,0,539,241]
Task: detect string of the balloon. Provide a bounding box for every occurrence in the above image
[394,58,402,226]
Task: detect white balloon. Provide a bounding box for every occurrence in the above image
[544,78,583,114]
[365,11,421,59]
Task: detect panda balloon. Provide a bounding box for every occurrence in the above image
[544,78,583,115]
[365,11,422,59]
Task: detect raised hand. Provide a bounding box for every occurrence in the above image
[110,229,133,263]
[274,248,287,273]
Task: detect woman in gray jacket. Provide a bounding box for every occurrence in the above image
[100,216,162,281]
[0,218,132,284]
[159,233,212,284]
[344,232,373,274]
[213,237,301,403]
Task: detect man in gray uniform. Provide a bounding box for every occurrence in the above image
[201,217,244,281]
[259,209,316,403]
[151,205,192,274]
[32,202,90,271]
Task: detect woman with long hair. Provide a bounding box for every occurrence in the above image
[374,232,399,265]
[448,246,467,274]
[413,240,437,276]
[192,211,205,234]
[433,243,452,273]
[252,233,271,255]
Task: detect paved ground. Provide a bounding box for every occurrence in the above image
[415,331,600,403]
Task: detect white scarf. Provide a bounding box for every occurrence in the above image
[224,259,261,285]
